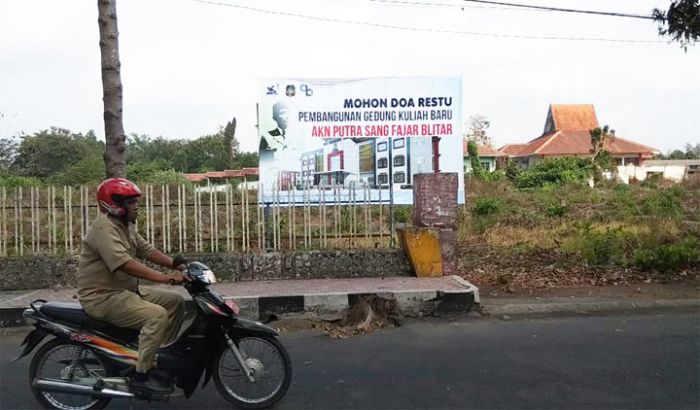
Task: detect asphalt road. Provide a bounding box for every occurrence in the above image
[1,312,698,410]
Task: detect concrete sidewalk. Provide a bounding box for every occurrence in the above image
[2,278,698,328]
[0,276,480,327]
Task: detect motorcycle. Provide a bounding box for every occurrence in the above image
[13,257,292,409]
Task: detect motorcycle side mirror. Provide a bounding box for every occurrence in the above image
[172,254,188,270]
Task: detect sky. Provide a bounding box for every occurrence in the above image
[1,0,698,155]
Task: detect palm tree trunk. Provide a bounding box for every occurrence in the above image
[97,0,126,178]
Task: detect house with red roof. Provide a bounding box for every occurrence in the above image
[183,167,259,186]
[500,104,658,169]
[462,143,507,174]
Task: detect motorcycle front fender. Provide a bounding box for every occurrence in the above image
[228,317,279,337]
[11,327,48,362]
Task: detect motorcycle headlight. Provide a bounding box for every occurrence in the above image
[201,269,217,284]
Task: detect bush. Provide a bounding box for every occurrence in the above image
[141,170,191,186]
[634,236,699,272]
[47,156,105,186]
[472,197,503,217]
[481,170,506,182]
[640,187,683,218]
[0,175,43,189]
[515,157,595,188]
[393,205,412,224]
[565,226,639,267]
[545,202,568,217]
[505,159,521,181]
[613,183,630,194]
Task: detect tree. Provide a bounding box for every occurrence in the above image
[684,142,700,159]
[222,118,239,168]
[465,114,492,146]
[98,0,127,178]
[589,125,615,157]
[505,158,521,182]
[11,128,104,179]
[653,0,700,50]
[467,140,485,177]
[0,137,18,175]
[589,125,616,180]
[233,151,259,169]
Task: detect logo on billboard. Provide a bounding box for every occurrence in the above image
[285,84,296,97]
[300,84,313,96]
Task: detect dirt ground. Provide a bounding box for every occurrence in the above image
[458,244,700,290]
[477,278,700,300]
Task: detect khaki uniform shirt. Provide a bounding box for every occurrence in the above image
[76,213,154,303]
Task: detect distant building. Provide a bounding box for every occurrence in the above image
[183,168,258,184]
[500,104,658,169]
[617,159,700,184]
[463,144,506,174]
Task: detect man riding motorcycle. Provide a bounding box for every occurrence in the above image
[76,178,188,394]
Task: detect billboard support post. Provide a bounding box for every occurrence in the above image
[388,136,395,247]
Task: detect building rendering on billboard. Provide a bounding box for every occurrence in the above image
[258,77,464,204]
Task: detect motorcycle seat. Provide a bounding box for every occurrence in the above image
[39,302,140,343]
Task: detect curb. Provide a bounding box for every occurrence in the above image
[0,283,477,328]
[482,298,700,319]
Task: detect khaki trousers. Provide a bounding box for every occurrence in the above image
[81,287,185,373]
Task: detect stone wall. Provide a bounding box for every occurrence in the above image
[0,249,413,291]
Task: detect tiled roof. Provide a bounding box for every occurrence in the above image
[502,104,657,158]
[547,104,599,132]
[499,144,527,156]
[462,143,506,157]
[512,130,657,157]
[184,173,208,182]
[477,145,506,157]
[183,167,259,182]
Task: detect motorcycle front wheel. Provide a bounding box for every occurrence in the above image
[213,335,292,409]
[29,338,111,410]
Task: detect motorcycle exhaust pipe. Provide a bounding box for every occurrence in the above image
[33,378,135,399]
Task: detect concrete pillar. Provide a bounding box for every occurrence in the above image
[412,173,458,275]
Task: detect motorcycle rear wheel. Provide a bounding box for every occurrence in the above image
[29,338,111,410]
[213,335,292,409]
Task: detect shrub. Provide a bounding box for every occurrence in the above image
[505,159,521,182]
[640,187,683,218]
[139,170,190,186]
[634,236,699,272]
[545,202,568,218]
[0,175,43,189]
[613,183,630,194]
[472,197,503,217]
[47,156,105,186]
[393,205,412,224]
[481,170,506,182]
[515,157,595,188]
[565,226,639,267]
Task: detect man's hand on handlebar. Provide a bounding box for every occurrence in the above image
[167,271,190,285]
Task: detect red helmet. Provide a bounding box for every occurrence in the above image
[96,178,141,216]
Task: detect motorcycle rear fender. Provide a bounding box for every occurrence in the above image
[11,327,48,362]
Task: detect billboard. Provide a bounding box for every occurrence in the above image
[258,77,464,204]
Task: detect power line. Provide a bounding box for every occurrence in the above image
[343,0,529,12]
[191,0,664,43]
[461,0,654,20]
[337,0,654,19]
